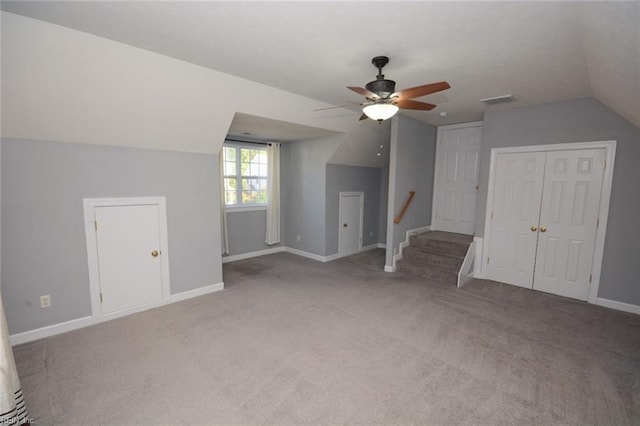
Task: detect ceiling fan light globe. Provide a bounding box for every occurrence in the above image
[363,104,399,121]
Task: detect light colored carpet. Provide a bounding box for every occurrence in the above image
[13,249,640,424]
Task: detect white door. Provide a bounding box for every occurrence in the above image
[533,149,606,300]
[339,192,363,256]
[94,204,164,314]
[486,152,546,288]
[432,123,482,235]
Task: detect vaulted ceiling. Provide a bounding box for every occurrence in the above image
[2,1,639,129]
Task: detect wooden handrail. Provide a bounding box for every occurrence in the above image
[394,191,416,224]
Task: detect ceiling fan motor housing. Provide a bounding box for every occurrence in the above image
[367,56,396,98]
[366,79,396,99]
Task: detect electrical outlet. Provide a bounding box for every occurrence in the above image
[296,234,301,242]
[40,294,51,308]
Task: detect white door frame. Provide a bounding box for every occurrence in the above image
[431,121,483,233]
[338,191,364,257]
[482,140,617,304]
[83,196,171,321]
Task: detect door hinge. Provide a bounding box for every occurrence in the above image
[487,257,490,264]
[491,212,494,219]
[589,274,592,283]
[603,161,606,170]
[94,221,98,231]
[100,292,103,303]
[596,218,599,228]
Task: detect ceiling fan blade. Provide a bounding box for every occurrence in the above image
[395,99,437,111]
[393,81,451,100]
[359,113,368,121]
[348,86,379,99]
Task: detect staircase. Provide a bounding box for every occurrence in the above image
[397,231,473,286]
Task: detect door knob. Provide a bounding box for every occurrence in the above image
[151,250,159,257]
[531,225,538,232]
[540,226,547,233]
[343,223,348,228]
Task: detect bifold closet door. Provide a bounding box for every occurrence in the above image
[533,149,606,300]
[486,152,546,288]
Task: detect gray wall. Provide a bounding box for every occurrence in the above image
[281,136,342,256]
[385,116,437,266]
[477,98,640,305]
[225,210,276,256]
[325,164,382,256]
[2,139,222,334]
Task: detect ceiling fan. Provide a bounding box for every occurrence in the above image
[348,56,451,121]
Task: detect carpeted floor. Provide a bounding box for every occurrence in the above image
[13,249,640,424]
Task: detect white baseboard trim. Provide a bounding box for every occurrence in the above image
[222,246,285,263]
[596,298,640,315]
[10,282,225,346]
[284,247,329,262]
[9,316,94,346]
[288,243,384,263]
[387,225,431,272]
[223,243,386,265]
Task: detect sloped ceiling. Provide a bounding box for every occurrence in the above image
[2,1,639,130]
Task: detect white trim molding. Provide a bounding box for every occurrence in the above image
[10,282,224,346]
[596,298,640,316]
[457,240,476,288]
[83,196,172,321]
[473,237,485,279]
[223,243,386,265]
[481,140,617,304]
[222,246,286,263]
[386,225,431,272]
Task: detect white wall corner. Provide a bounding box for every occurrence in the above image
[473,236,485,278]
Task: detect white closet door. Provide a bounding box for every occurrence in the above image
[433,124,482,235]
[486,152,546,288]
[95,204,164,314]
[339,192,363,256]
[533,149,606,300]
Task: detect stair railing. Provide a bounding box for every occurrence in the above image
[394,191,416,224]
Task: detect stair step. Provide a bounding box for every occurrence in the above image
[403,247,465,270]
[397,259,458,285]
[397,231,472,286]
[409,235,470,257]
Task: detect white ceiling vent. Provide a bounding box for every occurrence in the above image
[480,94,517,105]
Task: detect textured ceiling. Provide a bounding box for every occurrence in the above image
[2,1,639,134]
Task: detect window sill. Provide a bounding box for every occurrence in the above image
[225,205,267,213]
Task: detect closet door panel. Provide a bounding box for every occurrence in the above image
[486,152,546,288]
[533,149,606,300]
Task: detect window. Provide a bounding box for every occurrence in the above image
[223,143,268,207]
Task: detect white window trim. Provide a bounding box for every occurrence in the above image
[225,205,267,213]
[223,141,269,208]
